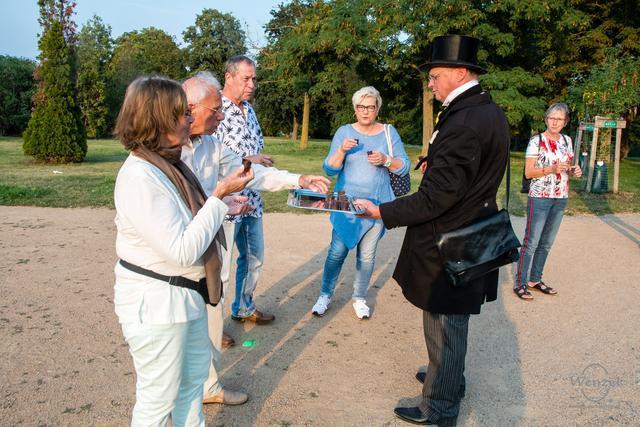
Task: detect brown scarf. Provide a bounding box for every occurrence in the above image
[133,145,226,305]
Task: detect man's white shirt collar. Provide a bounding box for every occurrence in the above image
[442,80,479,108]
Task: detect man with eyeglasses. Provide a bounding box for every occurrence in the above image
[181,71,329,407]
[356,35,510,425]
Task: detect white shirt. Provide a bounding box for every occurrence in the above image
[113,154,228,324]
[442,80,480,107]
[180,134,301,196]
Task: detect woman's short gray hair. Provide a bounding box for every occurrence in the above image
[545,102,570,122]
[352,86,382,111]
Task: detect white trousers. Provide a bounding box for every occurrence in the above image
[203,221,236,395]
[122,315,211,427]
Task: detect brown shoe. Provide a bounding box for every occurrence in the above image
[221,332,235,350]
[203,388,248,405]
[231,309,275,324]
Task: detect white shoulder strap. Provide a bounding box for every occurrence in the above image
[384,124,393,157]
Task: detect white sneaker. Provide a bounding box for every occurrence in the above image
[312,295,331,316]
[353,299,370,319]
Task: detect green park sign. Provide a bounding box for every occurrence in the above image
[603,120,617,128]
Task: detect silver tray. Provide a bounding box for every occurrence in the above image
[287,189,364,215]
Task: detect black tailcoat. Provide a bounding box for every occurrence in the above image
[380,85,510,314]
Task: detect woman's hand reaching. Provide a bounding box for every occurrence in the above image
[212,166,254,200]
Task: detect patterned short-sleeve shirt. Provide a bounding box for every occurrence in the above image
[526,133,574,199]
[215,95,264,220]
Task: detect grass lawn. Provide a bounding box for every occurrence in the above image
[1,136,638,216]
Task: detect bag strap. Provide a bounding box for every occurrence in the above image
[119,259,204,291]
[505,148,511,211]
[384,124,393,157]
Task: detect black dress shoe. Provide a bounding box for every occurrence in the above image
[394,407,457,426]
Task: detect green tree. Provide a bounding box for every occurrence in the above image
[77,15,112,138]
[0,56,37,135]
[364,0,550,145]
[256,0,311,138]
[568,47,640,158]
[183,8,247,78]
[23,0,86,163]
[261,0,375,147]
[107,27,185,126]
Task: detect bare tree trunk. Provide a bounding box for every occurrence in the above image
[291,113,299,141]
[300,92,310,150]
[422,80,434,156]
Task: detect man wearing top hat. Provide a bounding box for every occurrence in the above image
[356,35,510,425]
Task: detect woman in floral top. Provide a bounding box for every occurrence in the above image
[514,103,582,300]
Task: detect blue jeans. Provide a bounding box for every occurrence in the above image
[320,221,385,300]
[232,216,264,318]
[515,197,568,289]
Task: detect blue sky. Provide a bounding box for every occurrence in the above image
[0,0,284,60]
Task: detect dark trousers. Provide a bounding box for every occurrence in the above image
[419,311,470,421]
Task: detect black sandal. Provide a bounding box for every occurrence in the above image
[514,287,533,300]
[529,281,557,295]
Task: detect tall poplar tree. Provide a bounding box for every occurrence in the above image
[77,15,112,138]
[23,0,86,163]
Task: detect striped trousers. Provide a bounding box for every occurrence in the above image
[419,311,470,420]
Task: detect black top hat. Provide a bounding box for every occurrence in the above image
[420,35,486,74]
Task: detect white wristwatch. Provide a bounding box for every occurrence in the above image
[383,156,392,168]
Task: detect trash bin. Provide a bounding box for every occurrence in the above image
[591,161,608,193]
[578,152,588,171]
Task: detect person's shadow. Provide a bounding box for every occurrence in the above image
[574,166,639,247]
[392,266,526,425]
[203,215,400,425]
[203,209,526,425]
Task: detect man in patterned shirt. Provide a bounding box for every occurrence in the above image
[216,55,285,325]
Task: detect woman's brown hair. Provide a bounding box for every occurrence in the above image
[114,76,188,151]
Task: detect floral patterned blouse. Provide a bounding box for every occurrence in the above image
[215,95,264,220]
[526,133,574,199]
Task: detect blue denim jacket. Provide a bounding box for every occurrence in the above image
[323,124,410,249]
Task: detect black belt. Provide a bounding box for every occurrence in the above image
[119,259,206,294]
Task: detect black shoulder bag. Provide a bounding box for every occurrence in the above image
[384,124,411,196]
[436,151,521,287]
[520,133,542,194]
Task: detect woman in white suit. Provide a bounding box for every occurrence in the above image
[113,76,253,426]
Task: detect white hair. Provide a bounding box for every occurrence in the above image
[183,71,221,104]
[352,86,383,111]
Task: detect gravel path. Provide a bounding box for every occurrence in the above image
[1,206,639,426]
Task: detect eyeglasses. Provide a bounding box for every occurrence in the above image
[356,104,377,113]
[547,117,566,123]
[199,104,223,114]
[428,72,443,83]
